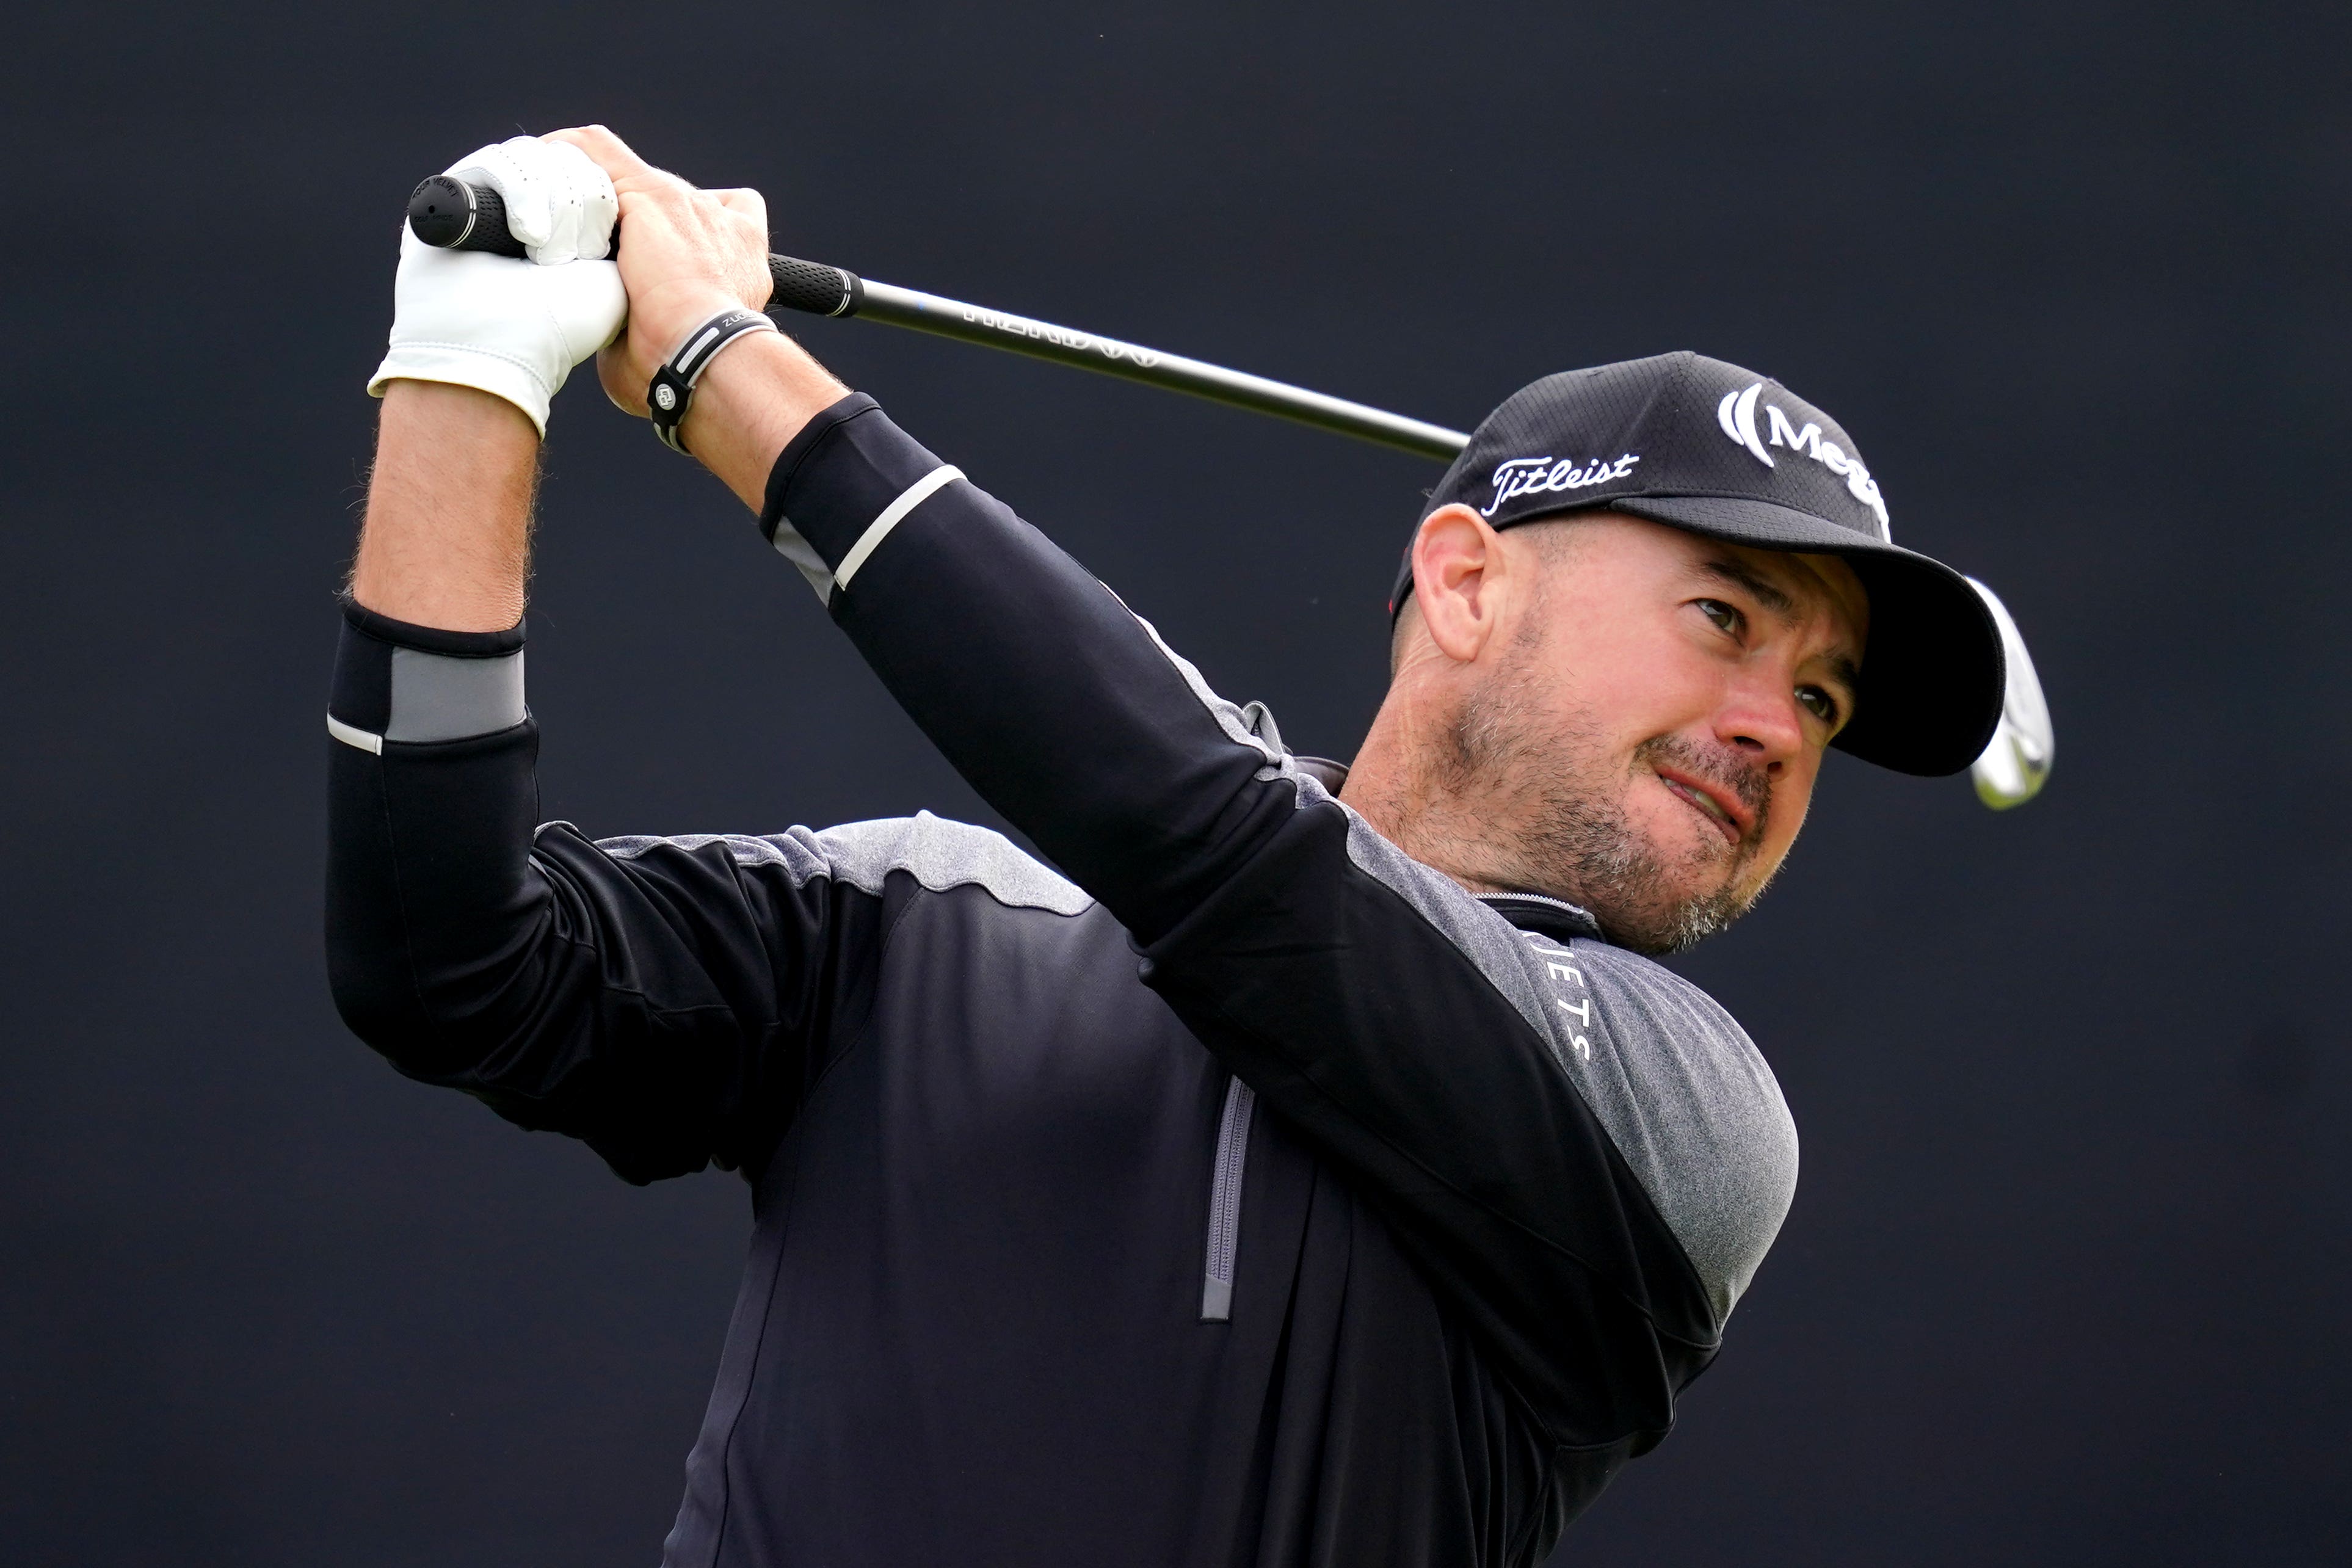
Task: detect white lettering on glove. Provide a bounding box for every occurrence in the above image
[366,138,627,435]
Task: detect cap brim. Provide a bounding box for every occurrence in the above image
[1606,494,2005,777]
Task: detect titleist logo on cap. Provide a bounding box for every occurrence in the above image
[1481,453,1642,518]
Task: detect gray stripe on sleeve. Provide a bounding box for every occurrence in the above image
[1117,600,1292,775]
[384,647,526,742]
[771,520,839,603]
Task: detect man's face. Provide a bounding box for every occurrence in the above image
[1437,512,1868,953]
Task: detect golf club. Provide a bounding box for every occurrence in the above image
[408,173,2055,808]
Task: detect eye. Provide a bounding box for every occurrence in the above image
[1796,685,1840,726]
[1695,598,1743,637]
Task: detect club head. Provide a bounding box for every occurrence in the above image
[1965,577,2053,810]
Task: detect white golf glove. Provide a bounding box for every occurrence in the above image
[367,137,628,436]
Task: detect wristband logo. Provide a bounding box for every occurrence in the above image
[1481,453,1642,517]
[1716,382,1891,537]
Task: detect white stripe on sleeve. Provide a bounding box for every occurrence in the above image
[327,713,384,754]
[833,465,965,590]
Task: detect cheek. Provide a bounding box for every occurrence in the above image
[1762,758,1822,849]
[1542,623,1721,759]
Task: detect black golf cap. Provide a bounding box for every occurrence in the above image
[1388,350,2004,777]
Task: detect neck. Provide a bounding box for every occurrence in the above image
[1339,686,1520,896]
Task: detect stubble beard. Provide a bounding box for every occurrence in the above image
[1439,659,1782,956]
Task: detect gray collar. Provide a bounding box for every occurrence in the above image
[1476,891,1605,945]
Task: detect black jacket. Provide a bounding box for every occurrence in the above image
[324,393,1798,1567]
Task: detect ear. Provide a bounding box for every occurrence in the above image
[1410,503,1508,664]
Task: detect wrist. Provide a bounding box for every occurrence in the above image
[372,239,626,439]
[625,285,752,385]
[680,330,852,510]
[647,307,780,455]
[351,380,539,632]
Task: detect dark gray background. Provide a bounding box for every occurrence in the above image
[3,1,2343,1562]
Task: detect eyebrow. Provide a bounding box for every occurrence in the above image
[1699,557,1864,704]
[1699,557,1797,617]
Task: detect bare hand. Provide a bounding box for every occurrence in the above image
[542,126,774,417]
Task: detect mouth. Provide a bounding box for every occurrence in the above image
[1654,766,1751,847]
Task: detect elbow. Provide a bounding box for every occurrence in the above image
[322,838,559,1078]
[324,924,441,1070]
[323,888,575,1084]
[322,910,499,1081]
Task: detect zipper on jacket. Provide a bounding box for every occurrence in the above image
[1200,1075,1256,1322]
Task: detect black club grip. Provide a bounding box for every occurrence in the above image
[404,175,866,322]
[406,175,527,256]
[766,255,863,318]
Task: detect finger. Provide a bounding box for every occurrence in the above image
[611,185,673,225]
[710,188,766,241]
[545,125,661,189]
[449,140,553,247]
[537,139,619,263]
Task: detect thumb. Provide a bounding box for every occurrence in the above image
[598,335,647,418]
[545,258,630,366]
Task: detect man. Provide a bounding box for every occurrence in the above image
[327,129,2002,1567]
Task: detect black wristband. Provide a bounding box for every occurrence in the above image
[648,307,780,454]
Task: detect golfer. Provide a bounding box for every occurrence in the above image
[327,129,2003,1567]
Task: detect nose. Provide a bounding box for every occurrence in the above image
[1713,666,1807,778]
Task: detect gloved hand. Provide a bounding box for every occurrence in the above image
[367,137,628,436]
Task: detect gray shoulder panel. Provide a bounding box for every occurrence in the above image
[1535,939,1797,1326]
[1338,812,1798,1330]
[595,811,1092,918]
[802,812,1093,915]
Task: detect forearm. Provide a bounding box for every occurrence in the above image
[692,376,1283,942]
[335,383,553,1077]
[350,379,540,631]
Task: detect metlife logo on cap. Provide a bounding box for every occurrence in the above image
[1715,380,1890,537]
[1389,350,2008,778]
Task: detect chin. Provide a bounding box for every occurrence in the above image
[1577,818,1761,957]
[1628,797,1738,875]
[1478,749,1769,954]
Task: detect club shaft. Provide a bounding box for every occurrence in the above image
[768,261,1470,462]
[397,182,1467,460]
